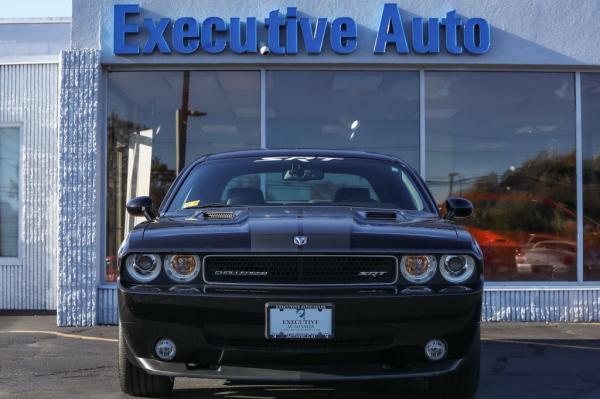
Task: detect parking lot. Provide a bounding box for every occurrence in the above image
[1,315,600,399]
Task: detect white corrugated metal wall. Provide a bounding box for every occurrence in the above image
[0,63,59,310]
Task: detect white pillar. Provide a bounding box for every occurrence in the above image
[57,49,102,326]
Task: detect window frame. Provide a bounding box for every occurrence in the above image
[0,122,22,266]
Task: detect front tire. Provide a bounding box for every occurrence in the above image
[118,324,174,397]
[425,330,480,398]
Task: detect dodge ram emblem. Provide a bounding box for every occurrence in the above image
[294,236,308,246]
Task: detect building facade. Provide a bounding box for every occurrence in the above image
[0,19,69,311]
[4,1,600,325]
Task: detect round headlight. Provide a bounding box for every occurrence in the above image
[125,254,161,282]
[440,255,476,283]
[400,255,437,283]
[164,254,200,283]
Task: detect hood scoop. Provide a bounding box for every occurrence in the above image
[364,211,399,221]
[353,209,406,223]
[183,208,247,224]
[202,211,235,220]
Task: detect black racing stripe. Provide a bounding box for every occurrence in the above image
[297,206,304,252]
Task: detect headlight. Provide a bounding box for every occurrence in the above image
[125,254,161,282]
[164,254,200,282]
[400,255,437,283]
[440,255,476,283]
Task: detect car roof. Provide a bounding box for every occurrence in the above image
[202,149,409,165]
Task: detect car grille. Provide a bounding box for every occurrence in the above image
[203,255,397,286]
[208,338,395,353]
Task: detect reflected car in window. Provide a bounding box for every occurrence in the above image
[516,240,576,278]
[117,150,483,398]
[459,193,578,280]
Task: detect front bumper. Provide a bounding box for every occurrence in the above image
[136,357,464,381]
[119,284,482,381]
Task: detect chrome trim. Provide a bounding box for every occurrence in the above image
[202,254,399,287]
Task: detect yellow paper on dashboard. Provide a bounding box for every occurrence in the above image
[183,200,200,208]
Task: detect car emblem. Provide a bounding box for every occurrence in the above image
[214,270,268,277]
[358,271,388,277]
[294,235,308,247]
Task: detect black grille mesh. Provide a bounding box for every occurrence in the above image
[203,256,397,285]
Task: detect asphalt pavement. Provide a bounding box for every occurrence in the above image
[1,315,600,399]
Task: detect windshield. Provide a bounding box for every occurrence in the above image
[167,156,432,212]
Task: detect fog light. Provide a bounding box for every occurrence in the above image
[155,338,176,361]
[424,339,447,361]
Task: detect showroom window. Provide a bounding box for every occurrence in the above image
[581,73,600,280]
[426,72,577,281]
[266,71,420,168]
[105,71,260,282]
[106,69,587,284]
[0,126,20,261]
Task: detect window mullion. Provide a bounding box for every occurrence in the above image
[575,71,584,284]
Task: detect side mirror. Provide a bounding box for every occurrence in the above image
[126,196,156,221]
[444,197,473,220]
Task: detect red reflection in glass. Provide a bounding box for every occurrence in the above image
[105,256,118,283]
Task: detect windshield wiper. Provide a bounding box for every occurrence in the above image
[184,202,230,210]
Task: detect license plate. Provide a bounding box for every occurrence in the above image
[266,303,334,339]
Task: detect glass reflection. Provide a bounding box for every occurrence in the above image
[106,71,260,281]
[426,72,576,281]
[0,127,19,258]
[266,71,420,168]
[582,73,600,280]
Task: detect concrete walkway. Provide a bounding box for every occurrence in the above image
[1,316,599,398]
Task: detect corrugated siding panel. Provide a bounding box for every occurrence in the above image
[97,287,119,325]
[483,287,600,322]
[0,63,59,310]
[57,50,101,326]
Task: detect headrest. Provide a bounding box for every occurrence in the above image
[333,187,373,203]
[225,187,265,205]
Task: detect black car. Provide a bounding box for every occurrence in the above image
[118,150,482,398]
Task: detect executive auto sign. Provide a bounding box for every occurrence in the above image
[114,3,491,56]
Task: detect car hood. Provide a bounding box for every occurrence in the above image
[128,206,473,253]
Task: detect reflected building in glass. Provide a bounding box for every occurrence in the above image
[106,71,261,277]
[426,72,577,281]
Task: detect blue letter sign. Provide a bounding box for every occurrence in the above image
[114,4,141,55]
[112,4,491,56]
[373,3,409,54]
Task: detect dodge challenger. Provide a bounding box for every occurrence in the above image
[118,149,482,397]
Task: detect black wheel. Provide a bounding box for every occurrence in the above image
[118,324,174,397]
[425,331,480,398]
